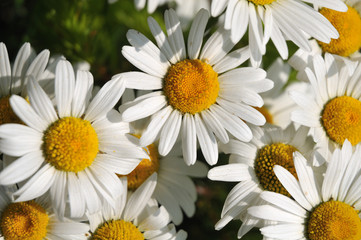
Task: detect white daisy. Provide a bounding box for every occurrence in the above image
[0,59,148,219]
[257,58,312,128]
[0,42,51,126]
[290,53,361,165]
[248,140,361,240]
[207,124,315,238]
[0,185,90,240]
[88,173,187,240]
[118,9,273,166]
[211,0,347,67]
[289,1,361,81]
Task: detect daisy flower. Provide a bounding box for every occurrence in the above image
[211,0,347,67]
[0,42,50,127]
[257,58,312,128]
[290,53,361,165]
[88,173,187,240]
[0,59,148,219]
[289,0,361,81]
[207,124,315,238]
[0,184,90,240]
[248,140,361,240]
[118,9,273,166]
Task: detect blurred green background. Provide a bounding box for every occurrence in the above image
[0,0,298,239]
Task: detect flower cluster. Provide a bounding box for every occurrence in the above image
[1,0,361,239]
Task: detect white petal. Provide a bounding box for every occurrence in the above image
[0,43,12,96]
[208,163,252,182]
[200,109,229,144]
[94,154,141,175]
[55,60,75,118]
[138,206,171,231]
[116,71,162,90]
[248,205,304,223]
[67,172,86,218]
[211,0,228,16]
[84,76,125,122]
[164,9,186,62]
[14,164,56,202]
[187,9,209,59]
[181,113,197,165]
[195,114,218,165]
[27,76,58,124]
[9,95,48,132]
[77,171,101,214]
[121,94,167,122]
[50,171,67,219]
[71,70,93,117]
[0,150,44,185]
[139,106,173,147]
[123,173,157,221]
[158,110,182,156]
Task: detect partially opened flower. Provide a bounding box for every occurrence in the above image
[207,124,315,238]
[119,9,273,166]
[249,140,361,240]
[211,0,346,66]
[0,185,90,240]
[290,53,361,165]
[88,173,187,240]
[0,59,148,219]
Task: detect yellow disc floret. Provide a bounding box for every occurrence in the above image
[164,59,219,115]
[254,143,298,196]
[254,106,273,124]
[307,200,361,240]
[43,117,99,173]
[0,96,22,125]
[92,219,144,240]
[248,0,275,5]
[318,5,361,57]
[0,201,49,240]
[321,96,361,146]
[120,143,159,191]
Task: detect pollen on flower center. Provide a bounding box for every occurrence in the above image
[321,96,361,146]
[318,5,361,57]
[254,143,298,197]
[42,117,99,173]
[119,141,159,191]
[307,200,361,240]
[248,0,276,5]
[163,59,219,115]
[0,96,22,125]
[92,219,144,240]
[255,106,273,124]
[0,201,49,240]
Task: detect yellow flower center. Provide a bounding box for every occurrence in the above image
[42,117,99,173]
[163,59,219,115]
[254,143,298,196]
[119,142,159,191]
[255,106,274,124]
[0,96,22,125]
[0,201,49,240]
[248,0,275,5]
[92,219,144,240]
[318,5,361,57]
[321,96,361,146]
[307,200,361,240]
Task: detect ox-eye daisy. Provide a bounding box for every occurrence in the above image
[289,0,361,81]
[290,53,361,165]
[0,42,51,127]
[249,140,361,240]
[211,0,346,67]
[0,60,148,219]
[118,9,273,166]
[88,173,187,240]
[207,124,315,238]
[0,185,90,240]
